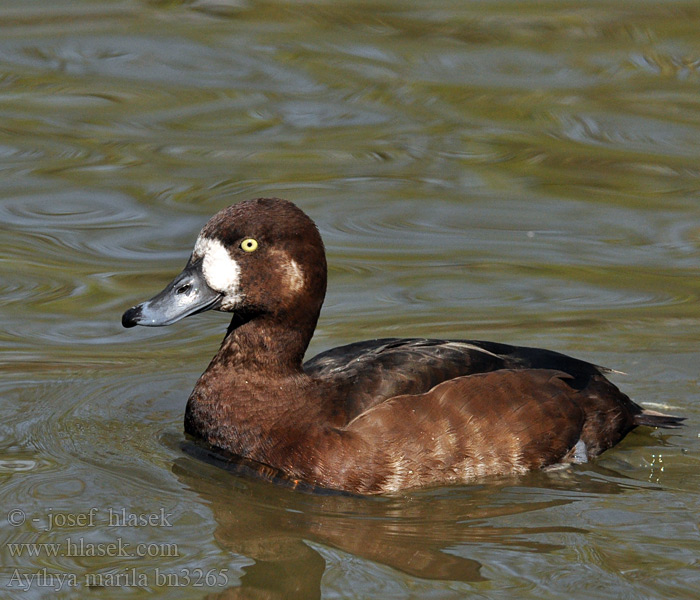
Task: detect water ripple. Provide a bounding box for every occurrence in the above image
[557,113,699,157]
[0,189,144,229]
[0,34,321,92]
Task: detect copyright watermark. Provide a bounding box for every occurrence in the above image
[3,506,229,592]
[4,506,178,558]
[6,567,229,592]
[7,509,25,527]
[6,507,172,531]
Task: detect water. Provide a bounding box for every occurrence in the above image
[1,1,700,598]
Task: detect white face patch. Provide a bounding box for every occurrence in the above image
[287,259,305,293]
[269,250,305,295]
[193,236,241,305]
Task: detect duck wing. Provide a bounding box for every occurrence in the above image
[305,337,683,437]
[308,369,586,494]
[305,338,613,419]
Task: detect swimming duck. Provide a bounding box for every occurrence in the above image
[122,198,683,494]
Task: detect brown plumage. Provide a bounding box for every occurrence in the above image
[122,197,683,494]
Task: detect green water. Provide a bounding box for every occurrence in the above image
[1,1,700,598]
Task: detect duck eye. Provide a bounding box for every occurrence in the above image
[240,238,259,253]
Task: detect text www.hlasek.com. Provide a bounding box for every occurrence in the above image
[8,537,178,558]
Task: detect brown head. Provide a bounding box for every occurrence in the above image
[122,198,328,360]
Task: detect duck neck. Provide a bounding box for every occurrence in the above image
[216,310,313,377]
[185,310,325,457]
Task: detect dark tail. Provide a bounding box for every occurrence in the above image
[634,409,685,429]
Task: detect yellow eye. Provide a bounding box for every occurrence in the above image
[240,238,258,252]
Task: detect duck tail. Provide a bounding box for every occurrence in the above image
[634,409,685,429]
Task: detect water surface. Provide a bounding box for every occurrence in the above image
[1,1,700,598]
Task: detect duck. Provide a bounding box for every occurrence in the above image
[122,197,683,494]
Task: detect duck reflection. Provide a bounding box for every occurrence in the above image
[170,441,634,599]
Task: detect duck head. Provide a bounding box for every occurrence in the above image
[122,198,327,336]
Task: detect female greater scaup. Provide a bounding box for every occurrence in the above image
[122,198,683,494]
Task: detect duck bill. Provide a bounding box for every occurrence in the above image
[122,258,223,328]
